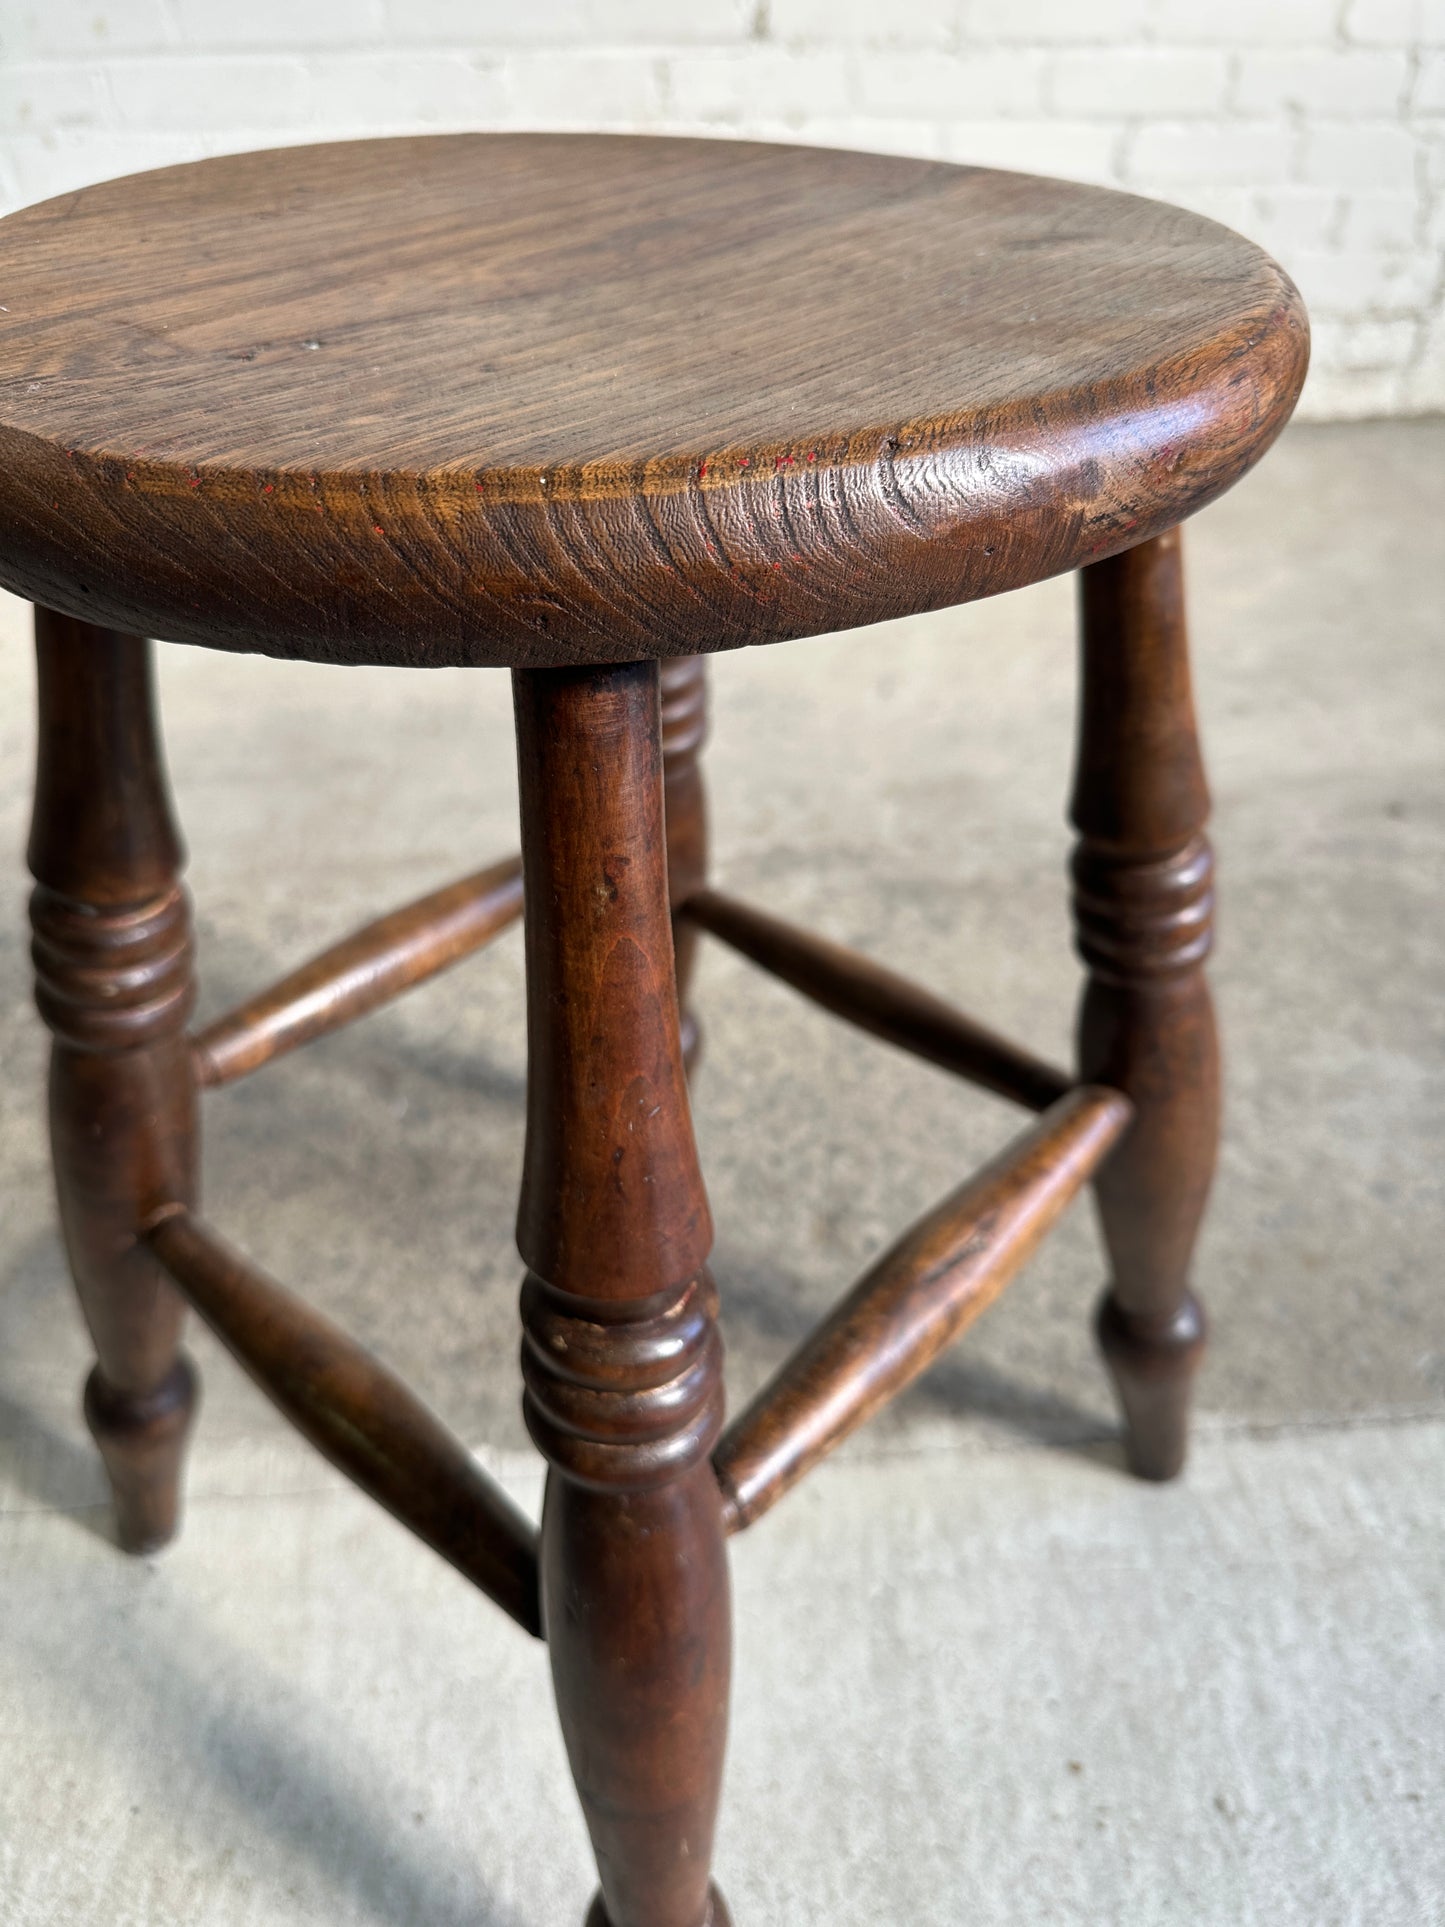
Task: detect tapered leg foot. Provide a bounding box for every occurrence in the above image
[85,1354,199,1552]
[586,1884,732,1927]
[1070,531,1219,1484]
[1095,1289,1204,1482]
[30,611,200,1551]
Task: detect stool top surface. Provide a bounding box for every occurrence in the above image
[0,134,1307,669]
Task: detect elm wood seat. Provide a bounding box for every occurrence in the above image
[0,135,1307,1927]
[0,134,1305,667]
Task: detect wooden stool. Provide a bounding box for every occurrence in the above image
[0,136,1307,1924]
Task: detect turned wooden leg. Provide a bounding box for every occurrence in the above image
[514,661,731,1927]
[661,655,710,1074]
[28,610,199,1550]
[1070,529,1218,1481]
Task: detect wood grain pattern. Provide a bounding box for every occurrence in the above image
[28,609,200,1552]
[682,886,1073,1111]
[0,135,1306,668]
[192,855,523,1087]
[147,1208,541,1634]
[514,661,729,1927]
[713,1085,1131,1533]
[7,125,1306,1923]
[1071,528,1218,1480]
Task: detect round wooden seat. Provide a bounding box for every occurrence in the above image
[0,134,1306,668]
[13,126,1309,1927]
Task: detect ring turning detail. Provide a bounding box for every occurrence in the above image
[6,130,1296,1925]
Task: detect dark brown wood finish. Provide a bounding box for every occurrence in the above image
[192,854,523,1087]
[7,131,1310,1925]
[27,608,200,1552]
[1071,527,1219,1480]
[682,886,1074,1112]
[514,661,730,1927]
[0,137,1306,668]
[714,1085,1131,1534]
[147,1209,540,1634]
[661,655,710,1071]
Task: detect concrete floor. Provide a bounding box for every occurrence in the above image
[0,419,1442,1922]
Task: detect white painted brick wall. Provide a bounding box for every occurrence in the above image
[1,0,1441,416]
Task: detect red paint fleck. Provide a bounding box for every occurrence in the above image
[373,525,385,535]
[188,474,201,488]
[739,457,750,468]
[807,450,818,462]
[771,561,782,570]
[263,483,274,493]
[698,461,708,480]
[704,541,715,553]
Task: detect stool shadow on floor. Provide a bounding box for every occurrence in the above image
[0,1233,117,1543]
[0,1236,554,1921]
[188,928,531,1113]
[715,1247,1121,1460]
[0,1383,115,1540]
[12,1568,538,1927]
